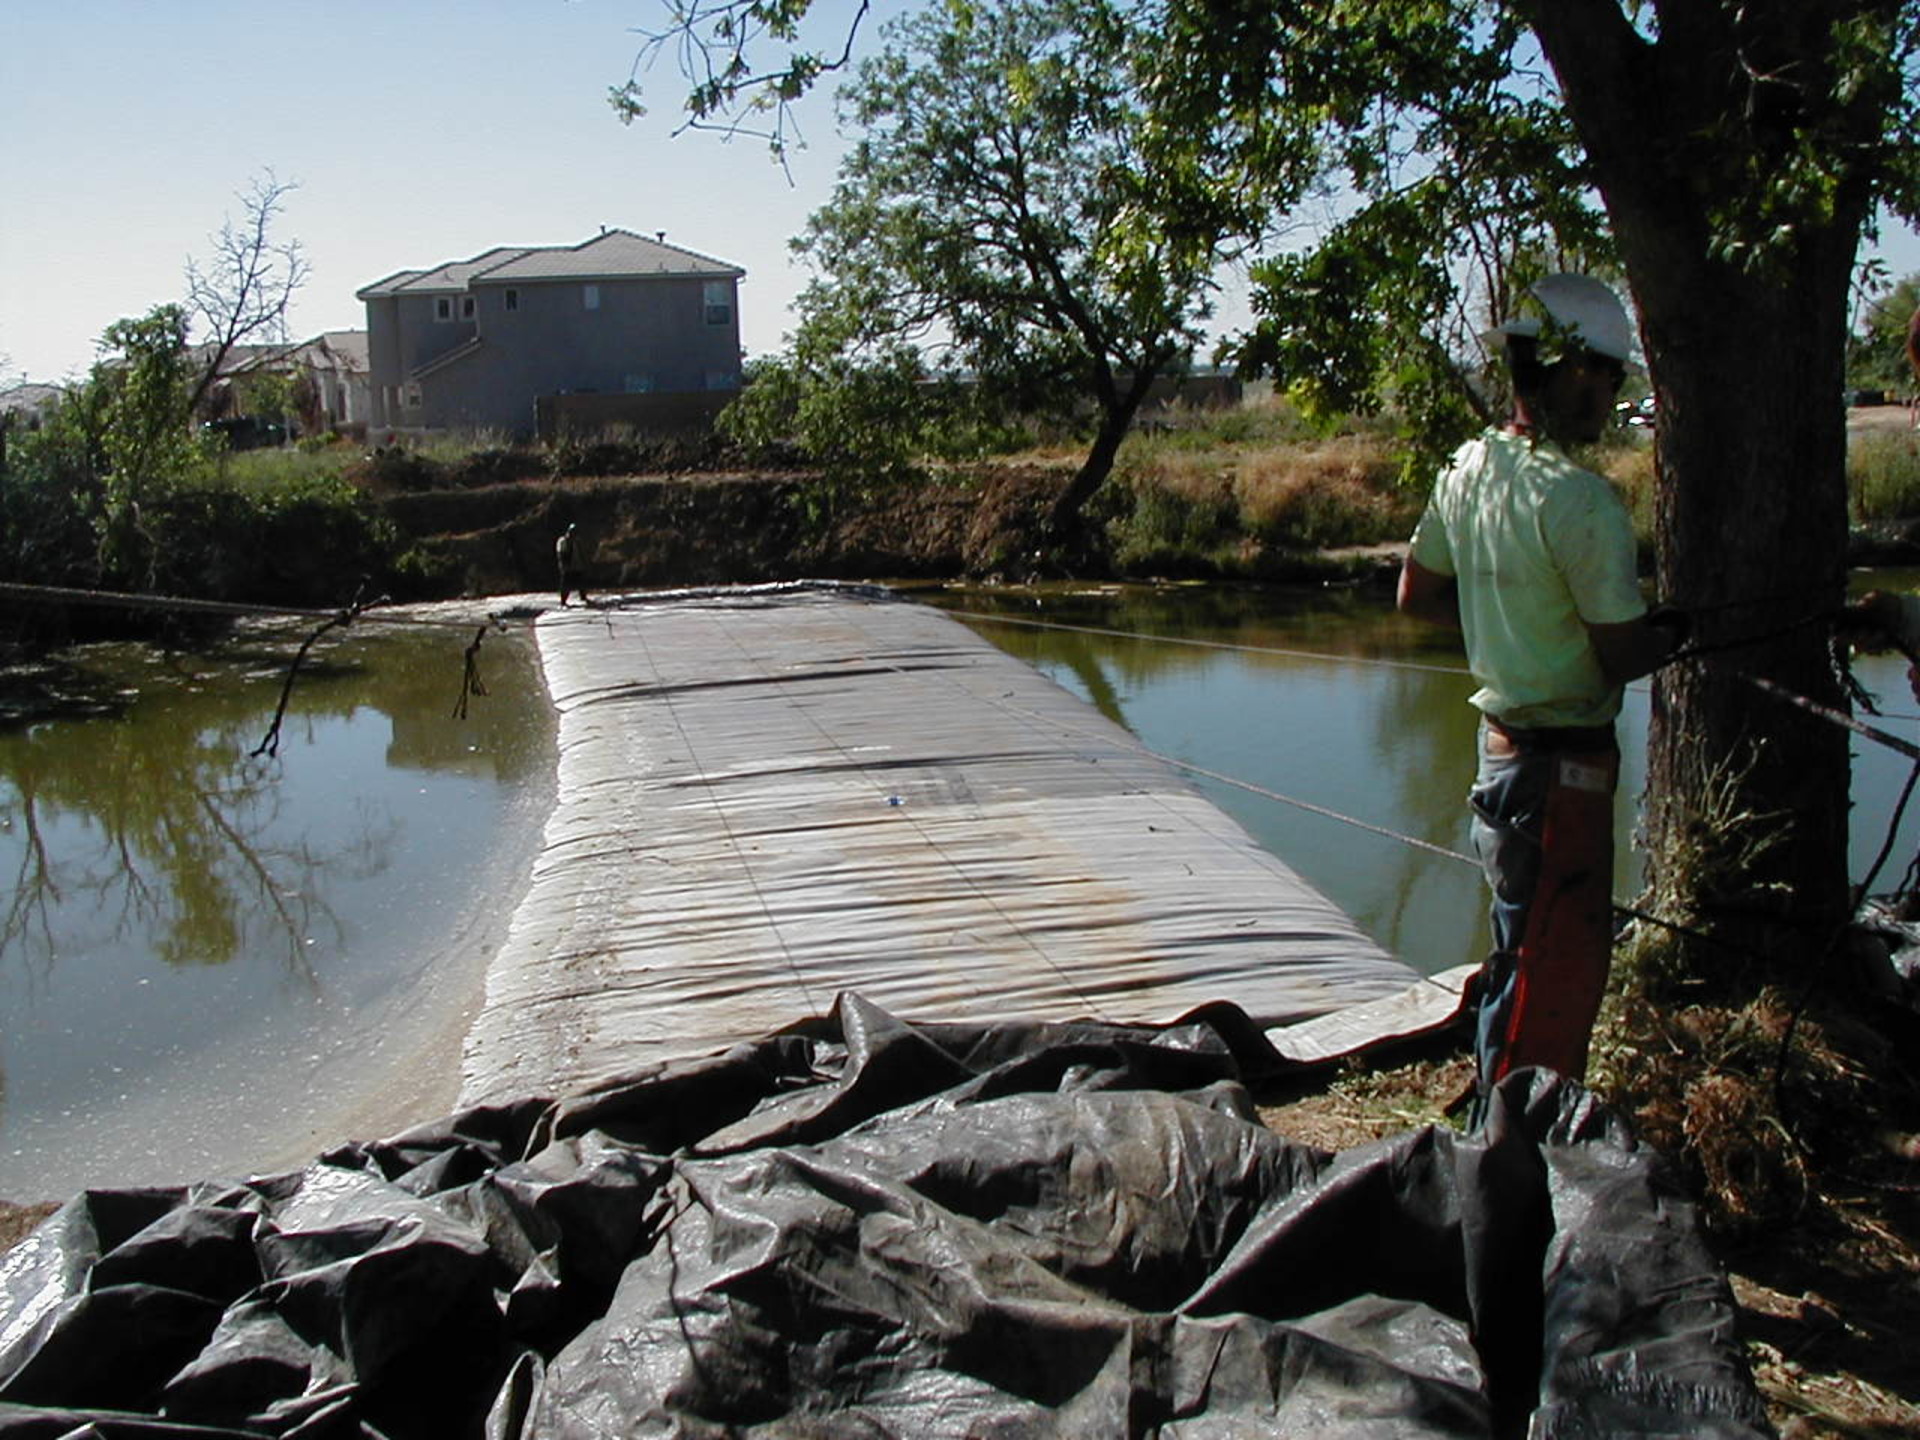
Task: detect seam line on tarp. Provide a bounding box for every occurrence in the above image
[622,606,825,1019]
[705,603,1117,1024]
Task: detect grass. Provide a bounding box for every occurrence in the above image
[1849,428,1920,522]
[203,443,355,497]
[1099,399,1422,569]
[1595,435,1658,550]
[1597,422,1920,537]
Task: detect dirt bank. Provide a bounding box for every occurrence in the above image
[373,466,1069,598]
[371,463,1397,599]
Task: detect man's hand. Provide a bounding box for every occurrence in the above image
[1645,606,1691,649]
[1839,591,1908,653]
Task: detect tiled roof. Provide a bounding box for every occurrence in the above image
[479,229,743,282]
[313,330,369,369]
[0,382,65,414]
[355,267,426,299]
[357,230,742,299]
[388,247,532,295]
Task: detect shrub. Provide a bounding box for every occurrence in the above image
[546,428,718,479]
[1597,440,1658,555]
[1125,394,1315,454]
[1102,473,1240,570]
[1233,434,1413,549]
[1848,430,1920,521]
[211,445,352,494]
[348,445,445,494]
[142,480,409,607]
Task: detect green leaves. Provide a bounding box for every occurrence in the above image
[749,0,1262,511]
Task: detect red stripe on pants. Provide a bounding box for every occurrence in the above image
[1493,749,1617,1083]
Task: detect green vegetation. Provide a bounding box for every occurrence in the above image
[1849,271,1920,397]
[1096,402,1420,573]
[728,0,1301,538]
[1848,427,1920,521]
[1,314,420,620]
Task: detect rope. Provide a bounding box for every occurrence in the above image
[929,648,1769,958]
[1152,755,1479,868]
[1658,609,1840,667]
[935,596,1920,970]
[1745,675,1920,760]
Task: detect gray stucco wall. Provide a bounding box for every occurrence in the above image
[364,274,742,437]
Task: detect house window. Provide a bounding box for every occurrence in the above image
[623,373,654,394]
[505,289,519,312]
[583,284,600,310]
[405,385,422,409]
[434,296,453,322]
[460,295,476,320]
[703,280,731,326]
[705,369,739,391]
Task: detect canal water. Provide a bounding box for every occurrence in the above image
[4,581,1915,1200]
[0,616,553,1200]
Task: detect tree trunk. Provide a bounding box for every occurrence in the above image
[1521,1,1873,955]
[1046,383,1152,539]
[1637,251,1855,948]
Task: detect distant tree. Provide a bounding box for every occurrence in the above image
[734,0,1305,539]
[89,305,207,583]
[184,171,309,419]
[236,369,296,435]
[722,347,1008,480]
[1849,270,1920,395]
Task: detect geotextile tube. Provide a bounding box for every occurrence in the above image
[0,995,1767,1437]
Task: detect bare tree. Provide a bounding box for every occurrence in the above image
[184,172,310,418]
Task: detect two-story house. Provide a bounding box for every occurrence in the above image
[357,229,745,438]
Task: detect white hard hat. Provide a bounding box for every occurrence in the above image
[1492,273,1635,366]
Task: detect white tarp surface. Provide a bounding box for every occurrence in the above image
[461,586,1417,1106]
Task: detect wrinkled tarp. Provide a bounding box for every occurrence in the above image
[462,589,1416,1107]
[1856,897,1920,1012]
[0,995,1766,1438]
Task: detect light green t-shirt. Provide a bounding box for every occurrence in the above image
[1408,428,1646,728]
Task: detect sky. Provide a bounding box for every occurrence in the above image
[0,0,873,385]
[5,1,1919,389]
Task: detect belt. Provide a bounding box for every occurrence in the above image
[1484,716,1617,752]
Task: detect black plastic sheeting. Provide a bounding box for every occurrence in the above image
[0,995,1769,1438]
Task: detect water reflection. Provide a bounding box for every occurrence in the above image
[0,618,553,1199]
[928,581,1920,978]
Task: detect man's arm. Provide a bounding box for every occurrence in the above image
[1397,556,1460,628]
[1585,615,1679,687]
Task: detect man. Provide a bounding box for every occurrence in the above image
[556,522,589,607]
[1398,273,1684,1105]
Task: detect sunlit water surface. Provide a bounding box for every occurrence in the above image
[0,618,553,1200]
